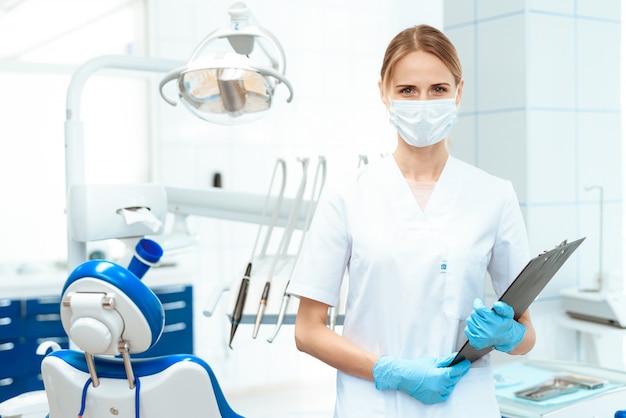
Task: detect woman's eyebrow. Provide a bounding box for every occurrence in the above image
[394,82,452,88]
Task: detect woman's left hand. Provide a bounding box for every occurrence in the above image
[464,298,526,352]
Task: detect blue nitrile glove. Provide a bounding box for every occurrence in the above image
[372,353,471,404]
[464,298,526,352]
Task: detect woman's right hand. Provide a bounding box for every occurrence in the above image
[372,354,471,404]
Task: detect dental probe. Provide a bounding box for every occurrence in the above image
[268,156,326,343]
[253,157,310,338]
[229,158,286,348]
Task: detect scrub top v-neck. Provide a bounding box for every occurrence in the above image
[288,154,530,418]
[406,179,436,211]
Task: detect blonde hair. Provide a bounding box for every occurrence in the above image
[380,25,462,96]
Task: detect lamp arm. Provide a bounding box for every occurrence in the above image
[253,26,287,74]
[159,67,186,106]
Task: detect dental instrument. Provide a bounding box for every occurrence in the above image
[230,262,251,348]
[252,157,310,339]
[230,158,287,348]
[267,156,327,343]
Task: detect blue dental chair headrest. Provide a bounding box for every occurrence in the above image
[61,260,165,355]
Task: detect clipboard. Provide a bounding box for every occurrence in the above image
[450,237,585,366]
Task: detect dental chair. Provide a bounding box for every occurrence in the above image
[39,258,243,418]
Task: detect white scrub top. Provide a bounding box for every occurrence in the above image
[287,155,530,418]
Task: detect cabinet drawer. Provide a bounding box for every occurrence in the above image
[24,296,61,316]
[23,314,64,339]
[151,285,192,303]
[138,325,193,357]
[0,300,21,340]
[0,299,20,317]
[131,285,194,357]
[0,340,27,376]
[21,336,70,374]
[162,300,192,324]
[153,285,193,330]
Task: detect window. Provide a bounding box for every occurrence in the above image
[0,0,146,264]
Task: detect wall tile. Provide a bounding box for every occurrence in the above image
[476,14,526,111]
[293,5,325,50]
[577,112,622,201]
[526,110,577,203]
[525,205,580,295]
[526,300,579,363]
[577,203,623,290]
[154,0,199,42]
[392,0,444,29]
[476,0,525,21]
[444,0,475,27]
[447,24,476,113]
[477,110,527,199]
[576,20,621,110]
[576,0,621,21]
[449,114,477,166]
[527,13,576,109]
[291,52,326,100]
[528,0,575,15]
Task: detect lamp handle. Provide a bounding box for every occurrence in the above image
[159,67,185,106]
[257,66,294,103]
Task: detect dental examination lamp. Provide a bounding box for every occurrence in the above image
[159,2,294,124]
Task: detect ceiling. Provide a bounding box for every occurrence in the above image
[0,0,138,61]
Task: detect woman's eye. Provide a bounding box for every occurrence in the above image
[400,87,414,95]
[432,86,448,95]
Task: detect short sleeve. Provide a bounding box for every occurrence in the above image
[287,181,351,307]
[488,181,530,297]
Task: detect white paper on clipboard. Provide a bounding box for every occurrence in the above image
[450,237,586,366]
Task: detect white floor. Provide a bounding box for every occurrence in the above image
[226,380,335,418]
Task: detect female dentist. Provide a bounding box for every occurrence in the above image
[287,24,536,417]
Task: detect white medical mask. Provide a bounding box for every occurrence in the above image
[388,97,458,147]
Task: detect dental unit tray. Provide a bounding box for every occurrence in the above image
[450,237,585,366]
